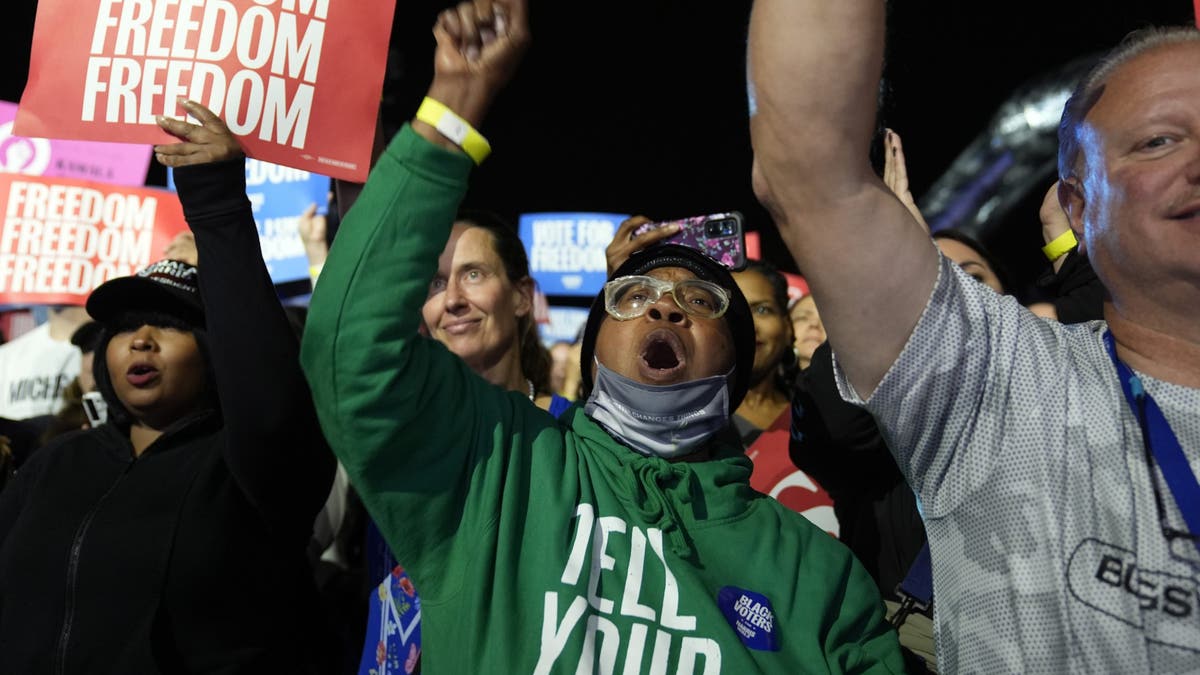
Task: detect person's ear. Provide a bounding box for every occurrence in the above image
[1058,177,1087,253]
[513,276,534,318]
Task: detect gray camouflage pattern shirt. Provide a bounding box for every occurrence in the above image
[835,256,1200,673]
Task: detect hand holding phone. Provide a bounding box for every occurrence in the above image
[607,216,675,276]
[630,212,747,271]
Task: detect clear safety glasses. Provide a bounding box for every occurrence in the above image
[602,275,731,321]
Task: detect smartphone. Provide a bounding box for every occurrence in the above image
[632,211,747,271]
[82,391,108,427]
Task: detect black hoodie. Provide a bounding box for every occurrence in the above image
[0,158,335,674]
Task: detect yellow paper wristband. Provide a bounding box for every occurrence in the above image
[415,97,491,164]
[309,263,324,281]
[1041,229,1078,262]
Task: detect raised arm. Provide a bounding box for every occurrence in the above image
[303,0,530,434]
[1038,185,1104,323]
[300,0,532,593]
[154,102,333,533]
[747,0,939,397]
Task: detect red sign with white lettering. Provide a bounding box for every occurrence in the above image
[14,0,395,182]
[0,173,188,306]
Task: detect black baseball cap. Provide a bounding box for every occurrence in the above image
[86,259,204,328]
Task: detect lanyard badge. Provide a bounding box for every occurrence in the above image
[1104,330,1200,557]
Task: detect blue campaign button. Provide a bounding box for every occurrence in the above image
[717,586,780,651]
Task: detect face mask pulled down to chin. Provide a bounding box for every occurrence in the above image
[584,359,732,460]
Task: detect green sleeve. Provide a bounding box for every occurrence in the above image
[301,126,543,598]
[822,553,908,674]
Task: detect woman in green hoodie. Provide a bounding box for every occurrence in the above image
[301,0,904,672]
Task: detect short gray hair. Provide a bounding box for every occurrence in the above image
[1057,26,1200,181]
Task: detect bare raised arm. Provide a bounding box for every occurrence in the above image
[748,0,939,397]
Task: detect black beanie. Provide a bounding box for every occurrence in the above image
[579,244,755,411]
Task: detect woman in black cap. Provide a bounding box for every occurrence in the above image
[0,100,334,673]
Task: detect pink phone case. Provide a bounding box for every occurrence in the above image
[632,212,746,270]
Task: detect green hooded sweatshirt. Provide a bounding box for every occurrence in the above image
[301,126,906,674]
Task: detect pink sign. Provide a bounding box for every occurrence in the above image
[0,173,189,306]
[0,101,152,187]
[745,231,808,301]
[783,272,808,303]
[15,0,396,183]
[745,230,762,261]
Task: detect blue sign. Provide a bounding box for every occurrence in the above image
[519,212,626,297]
[538,306,590,348]
[358,565,422,675]
[168,160,329,284]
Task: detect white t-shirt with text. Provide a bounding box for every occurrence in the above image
[0,323,81,419]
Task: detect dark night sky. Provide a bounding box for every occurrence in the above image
[1,0,1192,290]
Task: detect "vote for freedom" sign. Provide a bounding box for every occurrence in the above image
[14,0,395,183]
[519,212,627,297]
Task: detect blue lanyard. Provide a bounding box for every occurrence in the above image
[1103,330,1200,556]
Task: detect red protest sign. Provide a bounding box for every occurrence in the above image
[14,0,395,183]
[0,174,189,306]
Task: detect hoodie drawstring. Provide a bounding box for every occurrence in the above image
[634,463,694,560]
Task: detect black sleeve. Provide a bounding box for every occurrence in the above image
[1037,250,1105,325]
[0,417,50,468]
[0,450,36,553]
[789,341,904,500]
[172,159,334,536]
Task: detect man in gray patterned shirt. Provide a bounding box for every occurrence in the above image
[747,1,1200,672]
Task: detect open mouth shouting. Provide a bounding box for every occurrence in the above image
[637,329,687,382]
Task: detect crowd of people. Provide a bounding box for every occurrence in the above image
[0,0,1197,672]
